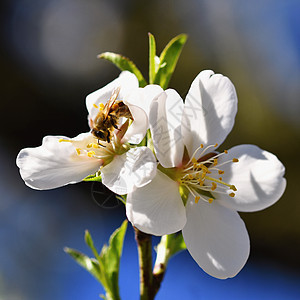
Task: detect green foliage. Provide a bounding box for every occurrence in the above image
[83,173,102,182]
[65,220,128,300]
[148,33,156,84]
[153,34,187,89]
[98,52,147,87]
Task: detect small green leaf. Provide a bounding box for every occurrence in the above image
[166,233,187,257]
[64,247,102,283]
[154,34,187,89]
[148,32,156,84]
[83,173,102,182]
[98,52,147,87]
[85,230,101,261]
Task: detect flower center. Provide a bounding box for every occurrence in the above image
[178,143,238,204]
[59,134,130,166]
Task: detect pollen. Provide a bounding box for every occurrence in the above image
[87,150,95,157]
[211,182,217,190]
[192,157,197,163]
[218,170,224,175]
[195,196,200,204]
[232,158,239,163]
[214,143,218,147]
[99,103,105,110]
[213,158,218,166]
[224,150,228,154]
[230,185,237,191]
[76,148,81,155]
[59,139,72,143]
[200,144,204,148]
[208,198,213,204]
[93,104,98,109]
[229,192,235,197]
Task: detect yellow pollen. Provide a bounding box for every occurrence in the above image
[195,196,200,204]
[87,143,92,148]
[87,150,95,157]
[200,144,204,148]
[92,143,99,148]
[219,177,223,180]
[99,103,105,110]
[229,192,235,197]
[224,150,228,154]
[59,139,72,143]
[213,158,218,166]
[208,198,213,203]
[218,170,224,175]
[192,157,197,163]
[188,174,194,179]
[230,185,237,191]
[214,143,218,147]
[93,104,98,109]
[76,148,81,155]
[232,158,239,163]
[211,182,217,190]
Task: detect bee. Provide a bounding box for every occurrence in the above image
[90,87,133,144]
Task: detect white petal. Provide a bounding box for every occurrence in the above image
[126,85,164,118]
[16,134,101,190]
[86,71,139,120]
[149,89,184,168]
[182,70,237,159]
[122,104,148,144]
[215,144,286,212]
[126,170,186,236]
[183,197,250,279]
[101,147,157,195]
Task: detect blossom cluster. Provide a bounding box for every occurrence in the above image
[17,70,286,279]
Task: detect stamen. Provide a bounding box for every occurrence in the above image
[93,104,98,109]
[232,158,239,163]
[229,192,235,197]
[87,150,95,157]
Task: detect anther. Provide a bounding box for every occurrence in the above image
[230,185,237,191]
[195,196,200,204]
[213,158,218,166]
[87,150,95,157]
[93,104,98,109]
[232,158,239,163]
[218,170,224,175]
[211,182,217,190]
[229,192,235,197]
[208,198,213,203]
[76,148,81,155]
[224,150,228,154]
[214,143,218,147]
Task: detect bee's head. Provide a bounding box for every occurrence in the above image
[91,128,110,142]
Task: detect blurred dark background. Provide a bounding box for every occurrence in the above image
[1,0,300,299]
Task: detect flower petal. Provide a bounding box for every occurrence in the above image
[101,147,157,195]
[215,144,286,212]
[182,70,237,159]
[126,170,186,235]
[126,84,164,118]
[183,197,250,279]
[86,71,139,121]
[121,104,148,144]
[149,89,184,168]
[16,134,101,190]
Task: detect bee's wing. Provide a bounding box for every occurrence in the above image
[103,87,121,118]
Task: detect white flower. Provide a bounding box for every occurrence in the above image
[17,71,157,193]
[126,70,286,279]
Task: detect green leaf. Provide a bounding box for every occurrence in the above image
[98,52,147,87]
[166,233,186,257]
[154,34,188,89]
[148,33,156,84]
[83,173,102,182]
[65,221,128,300]
[64,247,103,283]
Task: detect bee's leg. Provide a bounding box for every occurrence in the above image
[97,139,106,147]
